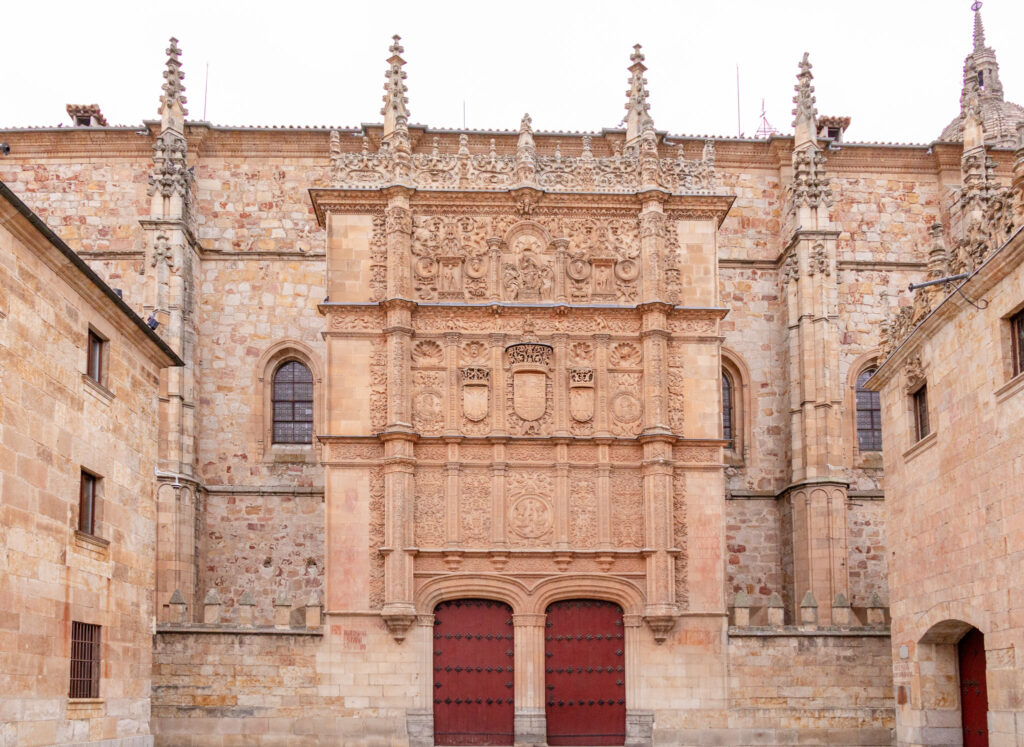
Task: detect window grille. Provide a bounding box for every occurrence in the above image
[69,621,100,698]
[855,369,882,451]
[272,361,314,444]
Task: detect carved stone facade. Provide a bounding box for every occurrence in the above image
[5,10,1024,746]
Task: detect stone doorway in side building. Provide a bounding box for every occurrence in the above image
[958,627,989,747]
[545,599,626,746]
[433,599,515,746]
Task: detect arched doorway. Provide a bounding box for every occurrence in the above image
[545,599,626,746]
[958,627,989,747]
[433,599,515,746]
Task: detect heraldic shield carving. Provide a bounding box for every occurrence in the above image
[461,367,490,422]
[506,343,553,422]
[569,367,595,422]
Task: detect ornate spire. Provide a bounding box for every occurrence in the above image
[791,53,817,146]
[973,3,986,51]
[159,37,188,120]
[624,44,652,144]
[516,113,537,185]
[381,35,409,141]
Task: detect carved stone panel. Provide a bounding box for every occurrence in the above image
[673,471,687,609]
[507,471,554,547]
[414,468,446,548]
[610,469,643,548]
[460,470,492,546]
[569,471,598,547]
[412,371,445,435]
[368,467,385,609]
[505,343,553,436]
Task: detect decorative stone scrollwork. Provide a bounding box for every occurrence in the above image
[506,472,554,545]
[904,355,925,393]
[411,339,444,365]
[412,371,445,434]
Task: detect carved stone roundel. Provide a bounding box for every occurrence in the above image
[509,495,553,539]
[611,391,642,424]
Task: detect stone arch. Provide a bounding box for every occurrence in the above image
[416,575,531,616]
[529,574,645,617]
[913,602,990,645]
[253,340,324,459]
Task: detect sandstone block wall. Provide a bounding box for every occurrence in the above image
[0,189,172,746]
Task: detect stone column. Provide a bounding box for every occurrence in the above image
[383,186,413,298]
[513,613,547,746]
[552,237,569,304]
[639,304,670,435]
[407,614,436,747]
[638,196,666,303]
[641,436,677,642]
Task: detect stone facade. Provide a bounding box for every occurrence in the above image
[869,119,1024,746]
[0,183,180,747]
[2,9,1023,747]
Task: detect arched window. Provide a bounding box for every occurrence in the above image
[722,371,734,446]
[855,368,882,451]
[272,361,314,444]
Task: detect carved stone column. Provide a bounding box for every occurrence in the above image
[552,236,569,304]
[383,186,413,298]
[407,614,436,747]
[638,196,666,303]
[623,613,653,746]
[594,334,611,436]
[513,613,547,745]
[641,436,676,642]
[552,333,569,435]
[487,238,503,303]
[490,333,507,435]
[639,304,670,435]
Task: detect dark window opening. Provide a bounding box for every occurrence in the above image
[86,330,104,384]
[272,361,314,444]
[75,116,92,127]
[856,368,882,451]
[722,372,734,446]
[913,385,930,441]
[978,70,985,89]
[79,472,96,535]
[827,127,841,139]
[1012,309,1024,377]
[69,621,101,698]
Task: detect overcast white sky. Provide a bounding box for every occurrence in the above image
[4,0,1022,144]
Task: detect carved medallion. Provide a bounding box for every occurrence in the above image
[569,367,595,423]
[412,389,444,433]
[611,391,642,424]
[461,367,490,422]
[506,343,553,423]
[509,495,553,539]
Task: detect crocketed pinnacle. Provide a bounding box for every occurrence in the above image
[624,44,652,143]
[381,34,409,139]
[791,53,817,136]
[973,6,986,51]
[160,37,188,116]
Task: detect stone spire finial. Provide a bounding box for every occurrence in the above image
[792,53,818,146]
[516,113,537,185]
[381,34,410,141]
[159,37,188,121]
[624,44,652,144]
[973,3,986,52]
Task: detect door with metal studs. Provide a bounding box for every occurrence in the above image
[433,599,515,746]
[545,599,626,746]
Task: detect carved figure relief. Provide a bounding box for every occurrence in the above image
[507,471,554,546]
[503,232,554,302]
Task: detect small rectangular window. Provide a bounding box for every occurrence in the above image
[79,472,97,535]
[69,621,101,698]
[913,385,930,441]
[86,330,104,384]
[1012,310,1024,377]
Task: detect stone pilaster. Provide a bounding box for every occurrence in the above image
[512,613,547,745]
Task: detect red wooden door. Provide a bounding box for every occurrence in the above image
[433,599,515,746]
[959,627,989,747]
[545,599,626,746]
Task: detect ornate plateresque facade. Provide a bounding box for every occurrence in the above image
[4,8,1024,746]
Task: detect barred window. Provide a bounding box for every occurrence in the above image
[272,361,314,444]
[69,621,101,698]
[722,372,734,445]
[855,369,882,451]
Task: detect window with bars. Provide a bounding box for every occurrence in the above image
[855,368,882,451]
[86,329,104,384]
[272,361,314,444]
[1012,309,1024,377]
[79,471,97,535]
[913,385,930,441]
[722,372,734,446]
[69,621,101,698]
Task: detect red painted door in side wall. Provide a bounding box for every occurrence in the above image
[959,627,989,747]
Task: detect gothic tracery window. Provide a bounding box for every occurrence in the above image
[272,361,314,444]
[855,368,882,452]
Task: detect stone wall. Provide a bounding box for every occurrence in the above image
[0,187,173,746]
[847,499,888,609]
[199,490,324,623]
[725,498,781,603]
